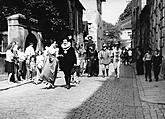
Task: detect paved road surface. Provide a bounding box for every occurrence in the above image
[0,65,164,119]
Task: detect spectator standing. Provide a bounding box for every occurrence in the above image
[35,50,45,84]
[5,44,15,83]
[112,44,122,79]
[29,55,36,80]
[99,44,111,77]
[143,48,152,82]
[85,45,99,77]
[71,44,81,84]
[128,48,132,64]
[17,46,26,81]
[136,47,144,75]
[152,49,163,81]
[25,43,35,80]
[79,44,86,76]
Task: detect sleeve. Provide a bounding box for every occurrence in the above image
[143,54,146,61]
[99,51,102,59]
[72,48,77,64]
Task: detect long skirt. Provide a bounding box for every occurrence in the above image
[5,60,14,73]
[40,56,58,85]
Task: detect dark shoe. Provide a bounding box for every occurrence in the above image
[149,79,152,82]
[66,85,71,89]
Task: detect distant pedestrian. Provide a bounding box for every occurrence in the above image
[112,44,122,79]
[85,45,99,77]
[71,44,81,84]
[59,38,77,89]
[143,48,152,82]
[35,50,44,84]
[136,47,144,75]
[99,44,111,77]
[17,46,26,81]
[128,48,132,64]
[29,55,36,80]
[152,49,163,81]
[79,44,86,76]
[12,41,19,81]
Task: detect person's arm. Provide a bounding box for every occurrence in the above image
[143,54,146,61]
[72,48,77,65]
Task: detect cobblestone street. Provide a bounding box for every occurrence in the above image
[0,65,165,119]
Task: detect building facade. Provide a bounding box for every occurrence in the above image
[67,0,85,46]
[80,0,106,50]
[119,17,132,49]
[132,0,165,57]
[148,0,165,56]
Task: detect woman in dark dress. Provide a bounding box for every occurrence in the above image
[58,38,77,89]
[136,47,144,75]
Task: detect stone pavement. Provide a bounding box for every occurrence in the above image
[0,64,165,119]
[132,63,165,104]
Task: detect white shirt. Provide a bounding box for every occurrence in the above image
[17,50,26,62]
[36,55,45,69]
[112,48,122,62]
[5,50,14,62]
[128,50,132,56]
[25,45,35,59]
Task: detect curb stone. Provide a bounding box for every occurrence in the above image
[0,80,33,91]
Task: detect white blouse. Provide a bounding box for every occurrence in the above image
[5,50,14,62]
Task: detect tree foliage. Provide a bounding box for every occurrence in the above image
[102,21,121,44]
[0,0,70,44]
[118,1,132,21]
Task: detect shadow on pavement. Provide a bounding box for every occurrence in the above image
[64,65,136,119]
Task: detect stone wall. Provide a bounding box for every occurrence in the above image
[7,14,42,51]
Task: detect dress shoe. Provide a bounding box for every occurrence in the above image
[66,85,71,89]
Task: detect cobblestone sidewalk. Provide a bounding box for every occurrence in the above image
[131,64,165,119]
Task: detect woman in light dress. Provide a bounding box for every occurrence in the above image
[39,41,59,88]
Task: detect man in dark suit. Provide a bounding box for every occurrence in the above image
[58,38,77,89]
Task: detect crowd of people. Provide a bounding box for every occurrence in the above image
[5,37,133,89]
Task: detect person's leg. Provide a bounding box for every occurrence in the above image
[156,66,161,81]
[117,61,120,78]
[105,64,109,77]
[114,62,117,77]
[148,62,152,82]
[64,68,71,89]
[8,73,12,83]
[26,63,30,80]
[145,62,148,81]
[101,64,105,77]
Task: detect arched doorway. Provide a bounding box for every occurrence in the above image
[24,33,37,51]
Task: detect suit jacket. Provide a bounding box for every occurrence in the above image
[59,47,77,71]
